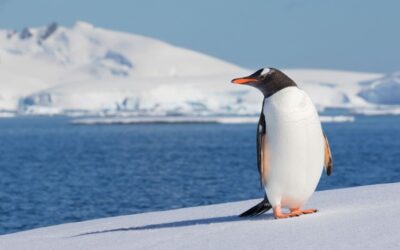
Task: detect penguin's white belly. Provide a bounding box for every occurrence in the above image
[263,87,324,208]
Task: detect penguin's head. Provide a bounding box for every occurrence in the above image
[231,67,297,97]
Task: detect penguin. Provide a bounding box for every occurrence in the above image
[231,68,333,219]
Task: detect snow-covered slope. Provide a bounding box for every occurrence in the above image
[0,21,249,115]
[359,71,400,105]
[0,21,398,116]
[284,69,383,110]
[0,183,399,250]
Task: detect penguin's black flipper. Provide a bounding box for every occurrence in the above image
[257,108,267,188]
[239,195,272,217]
[323,134,333,176]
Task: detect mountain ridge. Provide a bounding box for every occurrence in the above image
[1,21,398,116]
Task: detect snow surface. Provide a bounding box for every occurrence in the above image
[71,115,355,125]
[358,71,400,105]
[1,21,399,117]
[1,183,399,250]
[351,107,400,115]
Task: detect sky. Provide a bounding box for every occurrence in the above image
[0,0,399,73]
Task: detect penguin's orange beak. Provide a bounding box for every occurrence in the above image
[231,77,257,84]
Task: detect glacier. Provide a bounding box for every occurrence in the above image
[0,21,399,117]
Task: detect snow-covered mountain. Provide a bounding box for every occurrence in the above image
[0,21,397,116]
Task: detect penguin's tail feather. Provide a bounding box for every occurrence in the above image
[239,196,272,217]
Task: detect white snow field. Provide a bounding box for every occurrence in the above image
[1,183,399,250]
[1,21,399,117]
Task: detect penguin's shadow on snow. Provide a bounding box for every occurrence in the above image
[73,213,274,237]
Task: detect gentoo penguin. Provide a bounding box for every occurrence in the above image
[231,68,333,219]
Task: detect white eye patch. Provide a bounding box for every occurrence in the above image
[260,68,271,76]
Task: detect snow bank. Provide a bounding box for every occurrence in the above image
[71,115,355,125]
[1,183,399,250]
[319,115,355,123]
[71,116,259,125]
[351,107,400,116]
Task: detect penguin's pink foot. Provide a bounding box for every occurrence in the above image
[301,208,318,214]
[273,206,300,219]
[289,208,303,216]
[290,208,318,215]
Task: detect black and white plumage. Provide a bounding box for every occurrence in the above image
[232,68,333,219]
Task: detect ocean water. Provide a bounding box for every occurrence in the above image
[0,116,399,235]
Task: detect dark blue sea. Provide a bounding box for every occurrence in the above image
[0,116,399,235]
